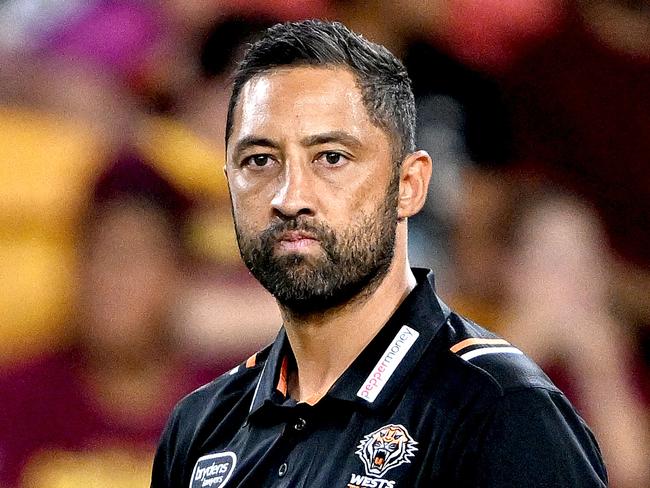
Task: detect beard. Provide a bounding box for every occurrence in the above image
[234,176,400,314]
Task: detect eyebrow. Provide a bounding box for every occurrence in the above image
[232,136,280,156]
[232,131,363,157]
[300,131,362,149]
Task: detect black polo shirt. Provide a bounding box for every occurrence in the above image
[151,269,607,487]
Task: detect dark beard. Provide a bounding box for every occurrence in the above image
[235,177,399,314]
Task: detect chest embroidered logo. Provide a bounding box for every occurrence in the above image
[189,452,237,488]
[351,423,418,486]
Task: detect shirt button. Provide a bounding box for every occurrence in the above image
[278,462,288,477]
[294,417,307,431]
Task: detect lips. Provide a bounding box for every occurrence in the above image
[275,230,320,251]
[278,230,318,242]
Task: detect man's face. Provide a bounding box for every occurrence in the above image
[226,66,399,312]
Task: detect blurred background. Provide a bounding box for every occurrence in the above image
[0,0,648,487]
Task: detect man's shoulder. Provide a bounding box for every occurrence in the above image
[433,311,557,397]
[434,314,607,486]
[170,343,274,426]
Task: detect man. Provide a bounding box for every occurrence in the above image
[151,20,607,487]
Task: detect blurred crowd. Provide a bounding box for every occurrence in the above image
[0,1,648,487]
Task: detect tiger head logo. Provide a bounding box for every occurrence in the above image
[355,424,418,478]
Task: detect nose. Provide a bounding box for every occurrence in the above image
[271,161,315,219]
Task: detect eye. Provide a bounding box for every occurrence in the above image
[315,151,348,167]
[325,152,341,165]
[242,154,273,168]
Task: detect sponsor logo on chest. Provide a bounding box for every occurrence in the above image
[347,473,396,487]
[347,423,418,488]
[357,325,419,403]
[189,452,236,488]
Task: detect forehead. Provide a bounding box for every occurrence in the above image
[230,66,383,145]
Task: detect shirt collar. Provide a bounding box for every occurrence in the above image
[248,268,450,418]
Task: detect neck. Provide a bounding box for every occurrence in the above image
[281,225,416,403]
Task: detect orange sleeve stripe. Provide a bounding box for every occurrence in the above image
[450,338,510,354]
[245,353,257,368]
[276,356,289,396]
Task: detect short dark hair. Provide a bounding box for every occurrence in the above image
[225,19,416,162]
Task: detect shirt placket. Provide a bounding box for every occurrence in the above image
[249,403,315,487]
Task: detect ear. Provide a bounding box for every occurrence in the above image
[397,150,432,219]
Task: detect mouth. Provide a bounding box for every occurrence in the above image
[276,230,320,251]
[373,451,386,467]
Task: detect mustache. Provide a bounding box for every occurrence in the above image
[259,218,337,254]
[260,218,334,243]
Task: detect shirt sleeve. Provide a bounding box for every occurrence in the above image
[465,387,608,487]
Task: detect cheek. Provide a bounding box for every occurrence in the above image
[346,172,391,214]
[231,169,277,201]
[230,186,271,232]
